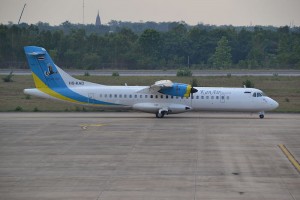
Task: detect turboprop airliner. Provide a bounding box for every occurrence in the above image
[24,46,279,118]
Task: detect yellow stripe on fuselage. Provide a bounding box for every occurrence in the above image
[184,85,192,97]
[32,73,81,104]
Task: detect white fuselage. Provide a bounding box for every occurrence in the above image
[24,85,279,114]
[23,46,279,118]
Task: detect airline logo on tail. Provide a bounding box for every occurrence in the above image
[24,46,116,106]
[45,65,57,76]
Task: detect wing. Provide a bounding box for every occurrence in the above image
[136,80,197,97]
[137,80,174,94]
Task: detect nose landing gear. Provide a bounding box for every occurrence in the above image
[259,111,265,119]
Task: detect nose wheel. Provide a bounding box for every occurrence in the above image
[259,112,265,119]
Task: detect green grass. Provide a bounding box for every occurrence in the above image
[0,75,299,112]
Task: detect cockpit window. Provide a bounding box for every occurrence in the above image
[253,92,266,97]
[252,92,266,97]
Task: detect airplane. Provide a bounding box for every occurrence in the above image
[23,46,279,119]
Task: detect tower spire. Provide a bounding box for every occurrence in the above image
[95,10,101,26]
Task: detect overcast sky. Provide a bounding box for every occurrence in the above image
[0,0,299,26]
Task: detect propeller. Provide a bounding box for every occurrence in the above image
[190,78,198,99]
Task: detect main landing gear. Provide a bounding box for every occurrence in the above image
[156,109,168,118]
[156,112,165,118]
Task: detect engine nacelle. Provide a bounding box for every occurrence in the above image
[159,83,195,97]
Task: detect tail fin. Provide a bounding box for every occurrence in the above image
[24,46,110,105]
[24,46,98,89]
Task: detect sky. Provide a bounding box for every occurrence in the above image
[0,0,300,26]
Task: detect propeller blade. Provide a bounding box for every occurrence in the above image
[191,87,198,93]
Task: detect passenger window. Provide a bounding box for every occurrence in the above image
[105,94,107,98]
[171,96,174,99]
[134,95,137,98]
[150,95,153,98]
[211,96,214,99]
[124,94,127,98]
[216,96,219,99]
[129,95,132,98]
[226,96,229,100]
[206,96,209,99]
[100,94,102,98]
[109,94,112,98]
[145,95,148,98]
[176,96,179,99]
[114,94,117,98]
[119,94,122,98]
[161,95,163,99]
[156,95,158,98]
[140,95,142,98]
[196,96,199,99]
[201,96,204,99]
[166,95,168,99]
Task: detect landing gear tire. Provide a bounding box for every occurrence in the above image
[156,112,165,118]
[259,114,264,119]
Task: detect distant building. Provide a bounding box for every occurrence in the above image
[95,11,101,26]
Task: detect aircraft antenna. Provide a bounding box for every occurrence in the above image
[18,3,26,25]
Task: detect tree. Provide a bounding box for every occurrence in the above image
[1,22,300,70]
[211,36,232,68]
[139,29,161,57]
[243,79,254,88]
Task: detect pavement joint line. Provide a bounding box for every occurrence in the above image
[278,144,300,173]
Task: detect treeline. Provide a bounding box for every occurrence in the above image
[0,22,300,69]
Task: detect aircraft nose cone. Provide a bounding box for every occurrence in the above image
[273,100,279,109]
[265,97,279,111]
[269,98,279,110]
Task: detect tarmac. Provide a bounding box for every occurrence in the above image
[0,112,299,200]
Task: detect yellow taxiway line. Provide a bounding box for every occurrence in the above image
[80,124,106,130]
[278,144,300,173]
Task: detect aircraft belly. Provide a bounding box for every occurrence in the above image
[192,100,259,112]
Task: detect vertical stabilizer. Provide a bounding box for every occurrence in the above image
[24,46,109,105]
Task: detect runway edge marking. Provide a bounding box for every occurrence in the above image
[278,144,300,173]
